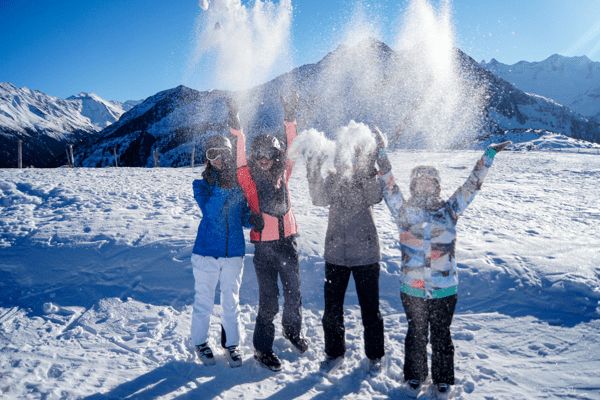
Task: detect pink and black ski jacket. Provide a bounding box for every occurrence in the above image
[230,122,299,242]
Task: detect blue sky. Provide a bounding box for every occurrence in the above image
[1,0,599,102]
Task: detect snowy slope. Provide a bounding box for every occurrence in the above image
[0,82,141,168]
[480,55,600,119]
[66,92,141,129]
[75,39,600,169]
[1,151,599,399]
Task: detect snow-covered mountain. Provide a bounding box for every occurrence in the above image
[0,82,141,168]
[480,54,600,121]
[66,92,140,129]
[75,39,600,168]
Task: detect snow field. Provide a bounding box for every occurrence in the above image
[1,151,599,399]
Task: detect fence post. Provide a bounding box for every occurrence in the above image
[114,148,118,167]
[191,148,195,168]
[153,148,159,167]
[18,139,22,169]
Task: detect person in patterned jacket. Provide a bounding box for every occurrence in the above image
[372,126,511,395]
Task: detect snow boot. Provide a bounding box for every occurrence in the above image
[195,343,216,366]
[368,358,382,377]
[436,383,452,398]
[319,355,344,375]
[254,350,282,372]
[283,330,309,353]
[226,345,243,368]
[437,383,449,393]
[406,380,421,398]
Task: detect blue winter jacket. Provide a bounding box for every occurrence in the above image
[192,172,252,258]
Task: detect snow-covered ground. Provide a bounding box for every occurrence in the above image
[1,151,599,400]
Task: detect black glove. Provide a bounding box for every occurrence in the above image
[490,141,512,153]
[249,213,264,232]
[281,90,299,122]
[372,126,392,174]
[306,153,328,180]
[226,98,241,130]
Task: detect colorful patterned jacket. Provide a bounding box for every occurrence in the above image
[230,122,298,242]
[381,147,499,299]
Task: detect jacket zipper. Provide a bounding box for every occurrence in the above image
[225,198,229,257]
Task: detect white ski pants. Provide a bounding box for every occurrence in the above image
[191,254,244,348]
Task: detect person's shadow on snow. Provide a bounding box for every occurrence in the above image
[81,359,267,400]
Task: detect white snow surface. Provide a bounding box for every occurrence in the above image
[1,151,600,399]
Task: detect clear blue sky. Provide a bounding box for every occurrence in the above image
[1,0,599,102]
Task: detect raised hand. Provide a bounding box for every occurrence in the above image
[372,125,388,151]
[490,141,512,153]
[371,126,391,174]
[306,153,328,180]
[281,90,299,122]
[226,98,241,131]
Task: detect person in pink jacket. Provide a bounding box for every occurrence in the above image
[228,92,308,372]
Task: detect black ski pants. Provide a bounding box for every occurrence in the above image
[252,236,302,353]
[401,292,457,385]
[322,262,385,360]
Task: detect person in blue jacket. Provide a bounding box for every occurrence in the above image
[191,134,253,368]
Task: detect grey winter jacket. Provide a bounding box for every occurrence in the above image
[308,170,384,267]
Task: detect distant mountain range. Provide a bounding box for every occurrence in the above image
[0,83,141,168]
[1,39,599,168]
[480,55,600,122]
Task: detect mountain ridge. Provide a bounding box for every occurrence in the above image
[480,54,600,120]
[0,82,141,167]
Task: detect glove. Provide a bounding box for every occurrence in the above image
[490,141,512,152]
[372,126,392,174]
[281,90,299,122]
[485,141,512,159]
[248,213,264,232]
[306,153,328,180]
[226,98,241,130]
[372,126,388,151]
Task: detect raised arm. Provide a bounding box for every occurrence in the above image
[446,141,512,219]
[372,126,405,218]
[226,97,261,214]
[306,154,331,207]
[281,91,299,179]
[227,98,247,168]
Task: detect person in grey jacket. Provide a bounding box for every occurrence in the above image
[306,137,385,376]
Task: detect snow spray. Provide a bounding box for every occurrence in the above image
[291,121,376,179]
[391,0,486,148]
[188,0,292,93]
[305,0,485,150]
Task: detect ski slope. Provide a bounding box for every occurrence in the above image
[1,150,599,399]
